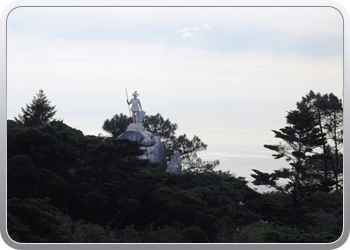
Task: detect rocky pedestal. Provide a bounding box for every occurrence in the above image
[118,127,182,173]
[126,123,145,132]
[118,129,167,169]
[165,151,182,173]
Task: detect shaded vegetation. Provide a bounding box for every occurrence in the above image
[103,112,220,172]
[7,90,343,243]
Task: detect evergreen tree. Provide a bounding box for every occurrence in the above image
[253,108,326,193]
[297,91,329,181]
[297,91,343,191]
[324,93,343,191]
[252,107,326,228]
[14,89,58,127]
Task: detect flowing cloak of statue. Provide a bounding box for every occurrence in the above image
[129,98,141,111]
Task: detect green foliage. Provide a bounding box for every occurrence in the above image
[102,113,133,137]
[262,227,340,243]
[263,108,325,175]
[103,112,219,172]
[133,171,261,243]
[7,116,342,243]
[232,221,271,243]
[133,223,185,243]
[7,198,70,243]
[175,134,219,172]
[57,218,184,243]
[14,89,59,127]
[232,220,341,243]
[246,191,295,227]
[258,91,344,195]
[7,91,343,243]
[251,91,343,233]
[297,90,343,191]
[181,226,209,243]
[254,107,326,196]
[143,113,178,146]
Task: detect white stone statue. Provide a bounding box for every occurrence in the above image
[127,91,143,124]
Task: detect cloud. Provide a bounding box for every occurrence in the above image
[177,26,198,38]
[8,8,342,56]
[182,32,194,38]
[204,23,211,30]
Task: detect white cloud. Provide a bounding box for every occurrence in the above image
[204,23,211,30]
[182,32,194,38]
[177,26,199,38]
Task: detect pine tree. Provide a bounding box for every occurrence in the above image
[297,91,343,191]
[252,108,326,195]
[14,89,58,127]
[251,107,326,228]
[324,93,343,191]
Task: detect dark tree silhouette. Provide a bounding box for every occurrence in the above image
[297,91,343,191]
[102,113,133,137]
[103,112,219,172]
[14,89,58,127]
[252,108,326,195]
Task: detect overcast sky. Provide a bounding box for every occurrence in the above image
[6,6,343,192]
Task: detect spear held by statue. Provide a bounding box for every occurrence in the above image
[125,89,132,118]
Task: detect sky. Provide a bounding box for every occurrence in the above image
[6,6,344,192]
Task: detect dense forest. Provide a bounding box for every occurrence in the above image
[7,90,343,243]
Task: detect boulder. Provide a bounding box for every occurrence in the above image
[143,136,166,168]
[118,130,144,142]
[118,129,166,169]
[140,135,154,147]
[166,151,182,173]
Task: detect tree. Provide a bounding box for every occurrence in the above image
[252,107,326,228]
[253,108,326,193]
[324,93,343,191]
[14,89,58,127]
[102,113,133,137]
[297,91,329,180]
[143,114,220,172]
[7,197,71,243]
[143,113,178,158]
[102,113,219,172]
[297,91,343,191]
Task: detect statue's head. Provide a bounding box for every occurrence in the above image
[132,91,139,97]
